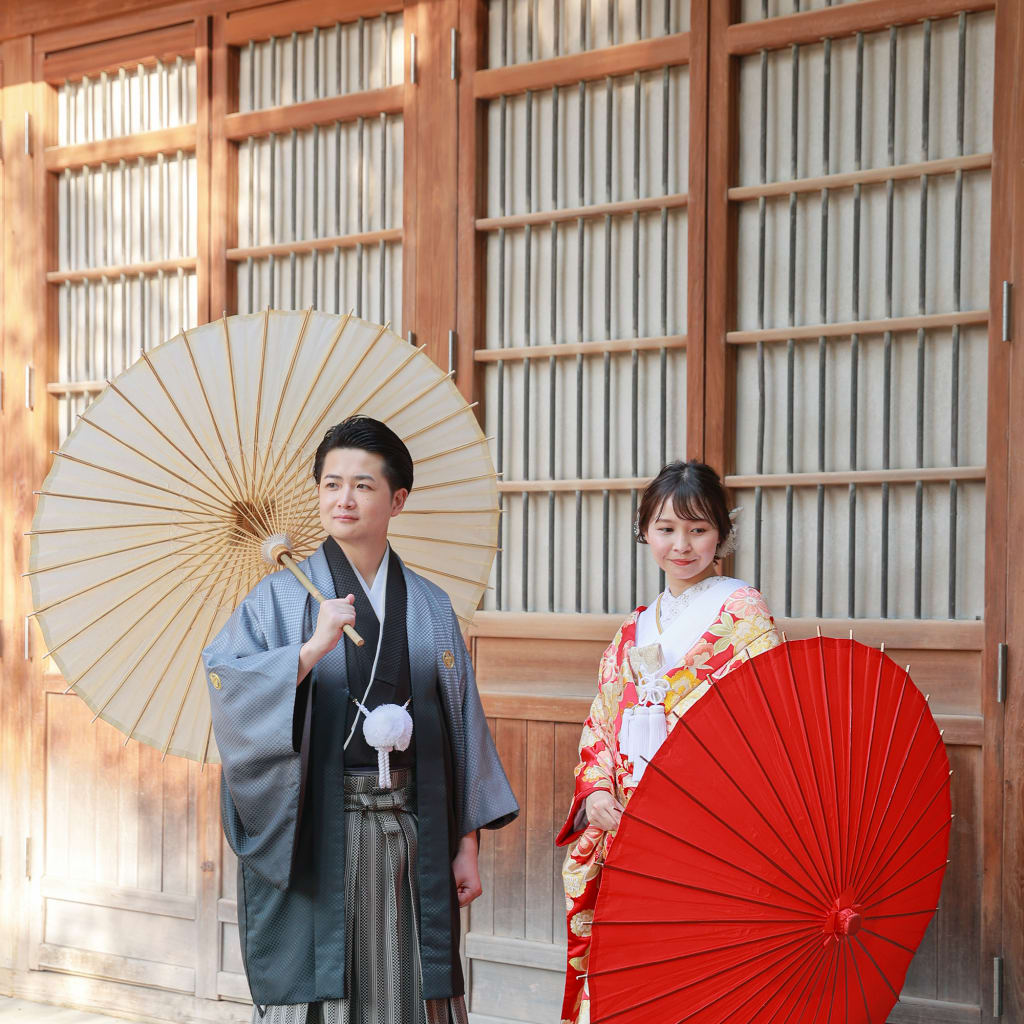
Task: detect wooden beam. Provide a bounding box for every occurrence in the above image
[475,192,688,231]
[473,334,687,363]
[44,126,197,172]
[474,32,690,100]
[42,22,196,83]
[222,84,404,140]
[728,152,992,202]
[225,228,402,261]
[46,257,197,284]
[222,0,403,47]
[726,309,988,344]
[726,0,995,57]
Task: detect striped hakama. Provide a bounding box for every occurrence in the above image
[251,770,468,1024]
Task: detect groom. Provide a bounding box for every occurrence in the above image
[204,415,518,1024]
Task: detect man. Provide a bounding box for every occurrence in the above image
[204,415,518,1024]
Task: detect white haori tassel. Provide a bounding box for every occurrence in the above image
[621,649,670,785]
[360,700,413,788]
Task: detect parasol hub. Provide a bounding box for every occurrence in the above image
[823,904,862,940]
[261,532,297,568]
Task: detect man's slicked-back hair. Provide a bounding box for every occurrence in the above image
[635,460,731,545]
[312,415,414,493]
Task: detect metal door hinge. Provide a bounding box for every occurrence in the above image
[1,368,5,411]
[409,34,417,85]
[450,28,458,80]
[24,111,31,156]
[1003,281,1012,342]
[25,364,34,409]
[25,837,32,879]
[448,330,457,379]
[994,955,1003,1017]
[24,617,32,660]
[997,642,1007,703]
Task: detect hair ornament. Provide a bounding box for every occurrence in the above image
[716,506,742,560]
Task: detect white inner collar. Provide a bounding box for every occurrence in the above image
[350,545,389,621]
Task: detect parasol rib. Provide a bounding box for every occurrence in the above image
[27,520,232,535]
[589,931,816,1024]
[406,435,493,466]
[200,718,214,770]
[851,733,946,896]
[35,490,216,521]
[51,451,233,520]
[762,941,832,1024]
[248,309,271,503]
[846,648,888,900]
[805,939,839,1024]
[254,311,354,499]
[401,561,493,593]
[76,414,241,516]
[388,532,498,552]
[860,860,949,912]
[668,934,823,1024]
[848,700,931,895]
[858,927,915,955]
[586,925,811,979]
[348,341,424,416]
[624,800,825,912]
[845,940,873,1024]
[401,402,477,444]
[123,567,235,747]
[23,524,225,576]
[844,639,856,893]
[814,635,847,889]
[56,558,215,683]
[31,540,216,617]
[95,574,218,726]
[220,315,252,500]
[375,368,455,422]
[857,814,951,909]
[852,934,901,1001]
[734,935,831,1024]
[181,328,263,531]
[601,862,820,918]
[410,472,501,493]
[705,680,835,901]
[779,641,842,893]
[844,671,912,890]
[137,350,247,509]
[260,321,388,497]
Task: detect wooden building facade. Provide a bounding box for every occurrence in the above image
[1,1,1023,1022]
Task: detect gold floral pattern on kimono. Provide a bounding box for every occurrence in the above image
[554,585,779,1024]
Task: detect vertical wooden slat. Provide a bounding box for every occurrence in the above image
[524,720,554,943]
[136,744,164,892]
[209,14,238,318]
[94,720,122,887]
[410,0,459,373]
[552,720,580,948]
[471,716,497,937]
[401,0,419,336]
[456,0,488,409]
[161,756,189,896]
[117,736,140,889]
[492,718,527,937]
[995,0,1024,1016]
[69,707,98,882]
[44,696,72,881]
[195,762,222,999]
[701,0,740,475]
[195,16,213,324]
[684,0,710,460]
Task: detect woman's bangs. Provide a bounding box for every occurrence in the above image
[669,489,717,526]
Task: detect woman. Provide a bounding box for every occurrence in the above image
[555,461,780,1024]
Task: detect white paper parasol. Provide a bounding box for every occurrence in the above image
[28,310,498,764]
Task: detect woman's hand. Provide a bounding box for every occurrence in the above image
[452,832,482,907]
[585,790,624,832]
[297,595,357,683]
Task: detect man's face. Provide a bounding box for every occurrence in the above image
[317,447,407,546]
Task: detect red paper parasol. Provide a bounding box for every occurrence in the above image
[588,637,951,1024]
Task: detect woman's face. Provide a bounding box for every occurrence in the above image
[644,500,720,592]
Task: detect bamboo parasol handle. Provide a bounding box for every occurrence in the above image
[278,552,365,647]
